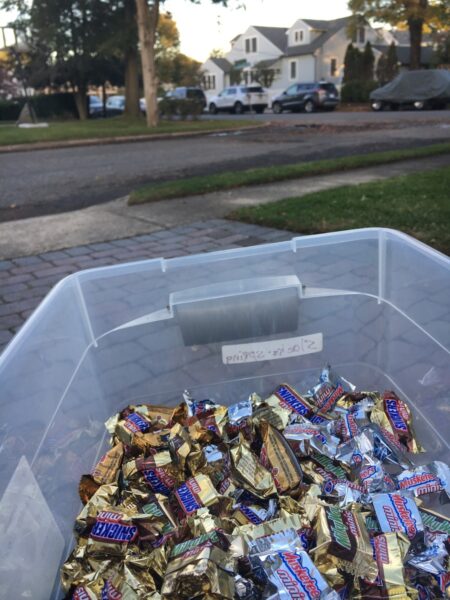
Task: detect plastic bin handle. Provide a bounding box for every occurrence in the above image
[171,276,301,345]
[107,276,356,346]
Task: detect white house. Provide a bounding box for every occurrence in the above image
[201,16,404,102]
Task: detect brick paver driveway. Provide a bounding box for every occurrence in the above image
[0,220,291,352]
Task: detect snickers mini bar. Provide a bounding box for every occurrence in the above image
[371,391,423,454]
[174,473,219,516]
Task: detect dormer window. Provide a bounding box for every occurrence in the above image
[352,27,365,44]
[245,37,258,53]
[294,30,304,44]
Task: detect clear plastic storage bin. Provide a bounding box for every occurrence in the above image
[0,228,449,599]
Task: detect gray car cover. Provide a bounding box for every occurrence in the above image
[370,69,450,102]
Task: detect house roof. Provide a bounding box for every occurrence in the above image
[390,29,433,46]
[302,19,333,30]
[255,57,282,69]
[252,26,288,52]
[286,16,351,57]
[373,44,435,65]
[209,57,233,73]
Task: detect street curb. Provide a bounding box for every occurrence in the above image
[0,123,270,154]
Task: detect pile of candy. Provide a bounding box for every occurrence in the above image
[62,367,450,599]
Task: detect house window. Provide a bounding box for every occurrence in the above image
[358,27,365,44]
[202,74,216,90]
[245,37,257,53]
[330,58,337,77]
[294,30,304,44]
[290,60,297,80]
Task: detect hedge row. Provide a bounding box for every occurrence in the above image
[0,93,79,121]
[159,98,204,120]
[340,80,378,103]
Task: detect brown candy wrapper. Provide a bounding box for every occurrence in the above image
[301,454,348,487]
[79,475,100,505]
[259,421,303,494]
[91,442,124,486]
[313,505,378,581]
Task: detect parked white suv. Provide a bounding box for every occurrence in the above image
[209,85,268,114]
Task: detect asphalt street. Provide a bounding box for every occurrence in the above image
[1,109,450,221]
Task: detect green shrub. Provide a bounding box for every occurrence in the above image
[341,80,378,103]
[159,98,204,120]
[31,93,78,119]
[0,93,78,121]
[0,98,24,121]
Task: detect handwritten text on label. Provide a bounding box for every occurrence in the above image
[222,333,323,365]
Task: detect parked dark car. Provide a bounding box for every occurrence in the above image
[370,69,450,111]
[163,87,207,110]
[272,82,339,114]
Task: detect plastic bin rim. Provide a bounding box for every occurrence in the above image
[0,227,448,364]
[71,227,448,284]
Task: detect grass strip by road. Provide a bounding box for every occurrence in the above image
[0,116,256,147]
[128,142,450,205]
[229,166,450,255]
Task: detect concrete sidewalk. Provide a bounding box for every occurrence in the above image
[1,153,449,259]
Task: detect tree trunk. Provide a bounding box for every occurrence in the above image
[135,0,159,127]
[74,86,88,120]
[102,82,107,118]
[124,0,140,118]
[408,17,423,69]
[408,0,428,70]
[124,48,140,118]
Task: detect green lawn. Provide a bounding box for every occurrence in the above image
[230,166,450,255]
[0,116,256,146]
[129,143,450,205]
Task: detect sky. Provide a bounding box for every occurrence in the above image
[1,0,351,61]
[164,0,351,61]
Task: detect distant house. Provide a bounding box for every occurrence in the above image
[201,17,381,101]
[201,17,436,102]
[201,57,233,94]
[372,29,436,70]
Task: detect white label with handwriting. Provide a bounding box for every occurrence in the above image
[222,333,323,365]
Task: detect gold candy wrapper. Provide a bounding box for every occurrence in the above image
[370,391,424,454]
[86,509,139,559]
[169,422,192,462]
[259,421,303,494]
[91,442,124,486]
[373,533,410,591]
[230,437,276,498]
[233,512,305,541]
[174,473,220,517]
[313,505,378,581]
[162,546,235,600]
[61,368,450,600]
